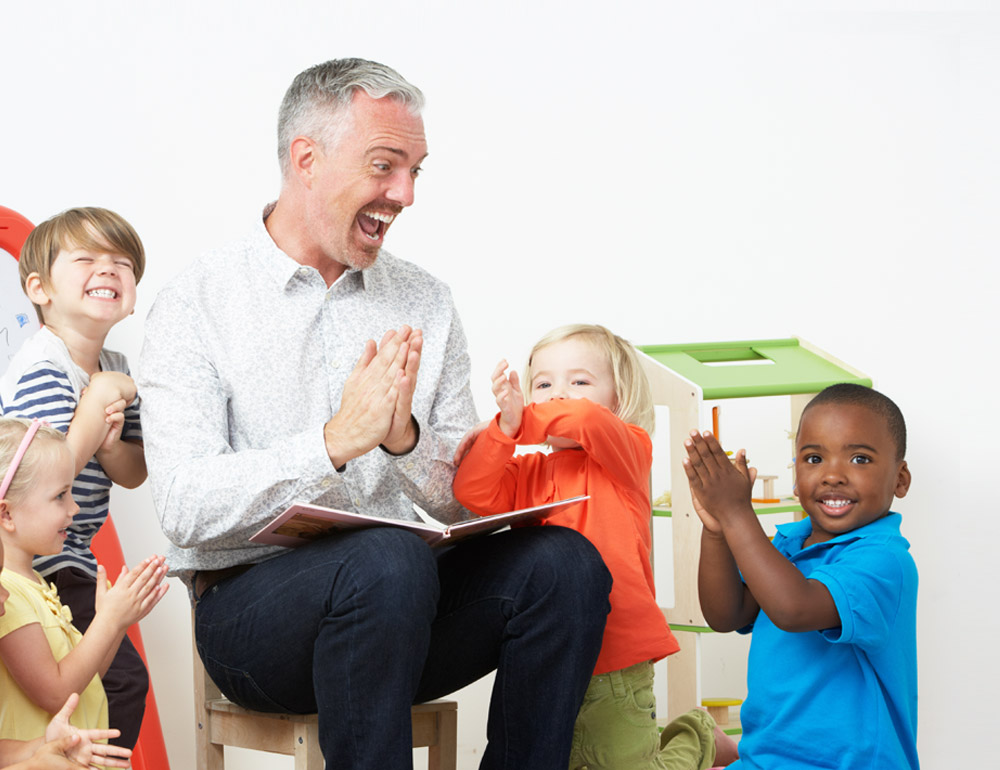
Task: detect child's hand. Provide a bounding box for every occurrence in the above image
[683,431,757,530]
[87,371,138,406]
[95,555,169,630]
[689,486,724,535]
[45,692,133,767]
[491,360,523,438]
[96,400,128,453]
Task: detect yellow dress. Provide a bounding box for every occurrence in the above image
[0,568,108,739]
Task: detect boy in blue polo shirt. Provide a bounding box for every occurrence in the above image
[682,383,918,769]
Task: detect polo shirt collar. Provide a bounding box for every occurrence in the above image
[775,512,903,553]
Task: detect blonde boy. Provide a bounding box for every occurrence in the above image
[0,207,148,748]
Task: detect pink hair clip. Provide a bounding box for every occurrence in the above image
[0,419,47,500]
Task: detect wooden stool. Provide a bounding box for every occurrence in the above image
[701,697,743,727]
[194,648,458,769]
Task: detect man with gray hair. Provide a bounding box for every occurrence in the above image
[139,58,611,768]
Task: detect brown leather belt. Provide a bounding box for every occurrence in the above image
[193,564,253,600]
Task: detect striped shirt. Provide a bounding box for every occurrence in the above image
[0,326,142,578]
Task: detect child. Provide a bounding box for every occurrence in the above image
[1,547,132,770]
[0,417,167,748]
[0,207,148,748]
[454,324,736,770]
[683,383,918,769]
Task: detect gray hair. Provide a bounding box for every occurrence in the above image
[277,58,425,177]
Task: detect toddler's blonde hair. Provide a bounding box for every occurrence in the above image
[0,418,67,502]
[525,324,655,434]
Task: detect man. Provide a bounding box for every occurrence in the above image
[139,58,611,769]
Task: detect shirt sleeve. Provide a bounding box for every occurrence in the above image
[452,415,522,515]
[0,362,77,431]
[514,399,651,490]
[810,541,916,651]
[138,288,336,550]
[381,305,478,523]
[0,578,41,641]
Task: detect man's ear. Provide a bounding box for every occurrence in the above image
[24,272,52,309]
[894,460,911,499]
[288,136,319,189]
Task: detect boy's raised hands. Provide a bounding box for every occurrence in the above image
[491,360,524,438]
[682,431,757,531]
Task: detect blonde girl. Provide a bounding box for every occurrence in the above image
[455,324,737,770]
[0,418,167,744]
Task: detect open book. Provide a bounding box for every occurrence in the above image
[249,495,589,548]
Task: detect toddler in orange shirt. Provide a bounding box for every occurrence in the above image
[454,324,737,770]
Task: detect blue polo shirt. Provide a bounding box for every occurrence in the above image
[732,513,919,770]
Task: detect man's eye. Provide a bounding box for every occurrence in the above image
[411,166,422,178]
[374,162,390,172]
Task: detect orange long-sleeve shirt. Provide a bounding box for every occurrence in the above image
[453,398,679,675]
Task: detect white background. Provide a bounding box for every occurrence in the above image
[1,2,995,768]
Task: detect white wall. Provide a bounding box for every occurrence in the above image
[1,2,995,768]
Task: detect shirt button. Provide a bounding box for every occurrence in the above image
[353,498,361,507]
[320,478,332,489]
[406,462,415,470]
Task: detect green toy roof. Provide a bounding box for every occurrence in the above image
[637,338,870,399]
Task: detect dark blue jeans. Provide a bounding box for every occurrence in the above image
[194,525,611,770]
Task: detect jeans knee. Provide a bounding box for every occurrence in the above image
[333,528,440,617]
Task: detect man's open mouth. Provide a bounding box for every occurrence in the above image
[358,211,396,241]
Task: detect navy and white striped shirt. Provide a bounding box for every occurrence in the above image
[0,326,142,578]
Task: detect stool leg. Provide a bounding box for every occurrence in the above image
[706,705,729,726]
[293,719,323,770]
[428,707,458,770]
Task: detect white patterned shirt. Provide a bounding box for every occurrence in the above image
[138,205,477,584]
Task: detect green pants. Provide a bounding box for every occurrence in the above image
[569,660,717,770]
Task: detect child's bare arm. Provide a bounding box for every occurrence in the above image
[65,371,138,476]
[684,431,840,632]
[0,557,167,713]
[95,426,147,489]
[689,476,761,630]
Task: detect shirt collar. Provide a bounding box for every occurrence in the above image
[250,202,371,294]
[775,511,903,552]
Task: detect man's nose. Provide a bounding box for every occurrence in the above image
[386,171,416,207]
